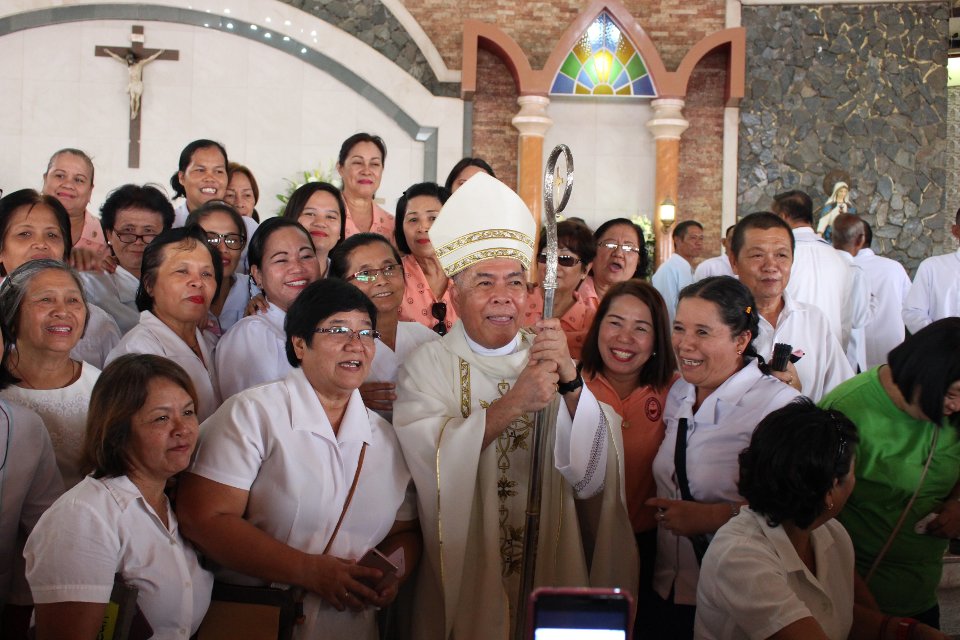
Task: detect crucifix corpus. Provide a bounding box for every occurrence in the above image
[95,26,179,168]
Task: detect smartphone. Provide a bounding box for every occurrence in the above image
[528,587,633,640]
[357,548,399,592]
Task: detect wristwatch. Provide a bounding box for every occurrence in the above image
[557,371,584,395]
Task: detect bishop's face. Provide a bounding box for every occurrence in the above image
[451,258,528,349]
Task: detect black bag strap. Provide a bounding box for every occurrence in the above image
[674,417,695,502]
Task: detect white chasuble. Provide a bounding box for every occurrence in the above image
[395,322,638,640]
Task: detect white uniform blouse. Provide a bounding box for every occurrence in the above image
[0,401,62,606]
[25,475,213,638]
[902,249,960,334]
[191,367,416,639]
[652,360,800,605]
[79,266,140,334]
[695,509,854,640]
[215,302,289,400]
[70,303,122,370]
[105,311,220,421]
[367,321,439,421]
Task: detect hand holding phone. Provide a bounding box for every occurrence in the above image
[528,587,633,640]
[357,548,399,593]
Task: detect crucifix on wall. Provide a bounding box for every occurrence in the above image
[95,26,179,168]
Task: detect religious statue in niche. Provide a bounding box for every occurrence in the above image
[102,48,165,120]
[818,172,857,240]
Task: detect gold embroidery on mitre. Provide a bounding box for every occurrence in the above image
[434,228,535,260]
[444,248,532,277]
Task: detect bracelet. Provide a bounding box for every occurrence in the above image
[557,371,584,395]
[896,618,919,640]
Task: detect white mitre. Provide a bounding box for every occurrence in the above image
[428,172,536,277]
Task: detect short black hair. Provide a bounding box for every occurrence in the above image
[678,276,760,359]
[329,232,402,280]
[593,218,649,279]
[135,225,223,312]
[672,220,703,242]
[394,182,450,254]
[282,182,347,243]
[580,279,677,391]
[284,278,378,367]
[0,188,73,273]
[100,184,176,232]
[247,217,315,271]
[443,157,495,192]
[537,219,596,269]
[861,218,874,247]
[772,190,813,225]
[730,212,795,259]
[337,133,387,166]
[170,139,228,199]
[738,398,858,529]
[888,317,960,428]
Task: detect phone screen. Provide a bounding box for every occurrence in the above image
[532,591,629,640]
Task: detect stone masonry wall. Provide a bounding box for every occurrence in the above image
[948,85,959,234]
[738,3,950,272]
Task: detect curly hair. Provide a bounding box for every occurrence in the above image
[738,398,858,529]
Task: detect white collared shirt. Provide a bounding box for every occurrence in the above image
[652,253,694,323]
[786,227,857,343]
[693,255,735,281]
[191,368,415,639]
[215,302,289,400]
[25,475,213,638]
[652,360,800,604]
[368,321,439,422]
[754,292,853,402]
[854,248,911,369]
[69,303,122,370]
[0,401,63,605]
[211,273,254,334]
[106,311,221,421]
[80,266,140,334]
[695,508,854,640]
[902,249,960,334]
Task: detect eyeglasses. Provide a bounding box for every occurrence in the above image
[346,263,401,283]
[115,232,158,245]
[597,241,641,254]
[314,326,381,344]
[537,253,582,267]
[205,231,246,251]
[431,302,448,336]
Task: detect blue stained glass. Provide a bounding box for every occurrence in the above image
[613,69,630,89]
[577,68,595,90]
[632,75,656,97]
[552,74,575,94]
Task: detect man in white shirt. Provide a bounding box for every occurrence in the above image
[829,214,874,372]
[833,215,910,369]
[693,224,736,281]
[730,211,853,401]
[902,208,960,334]
[652,220,704,322]
[773,191,866,348]
[393,173,636,640]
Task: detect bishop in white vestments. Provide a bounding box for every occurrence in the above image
[394,173,638,640]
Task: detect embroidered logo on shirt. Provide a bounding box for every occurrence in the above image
[645,396,663,422]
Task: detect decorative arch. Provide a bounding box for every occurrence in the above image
[460,0,746,105]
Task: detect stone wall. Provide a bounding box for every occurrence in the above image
[738,3,950,272]
[948,85,959,231]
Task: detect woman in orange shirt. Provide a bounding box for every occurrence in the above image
[580,279,677,635]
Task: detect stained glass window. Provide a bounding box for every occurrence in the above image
[550,11,656,97]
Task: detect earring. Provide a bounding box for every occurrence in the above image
[826,501,834,511]
[736,349,743,355]
[652,351,657,357]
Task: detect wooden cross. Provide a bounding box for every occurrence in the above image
[95,26,179,168]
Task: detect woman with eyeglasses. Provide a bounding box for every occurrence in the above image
[522,220,597,359]
[80,184,176,334]
[329,233,438,420]
[178,279,420,640]
[105,226,223,421]
[580,218,650,308]
[216,218,322,399]
[186,201,250,335]
[394,182,457,335]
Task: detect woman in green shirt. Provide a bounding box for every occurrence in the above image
[819,317,960,631]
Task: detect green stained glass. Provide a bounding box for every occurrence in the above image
[549,10,657,97]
